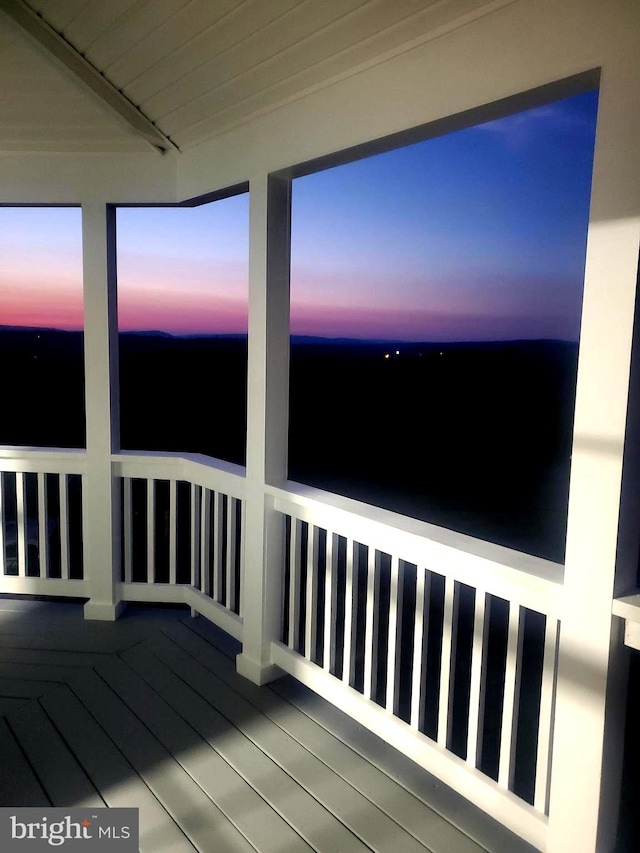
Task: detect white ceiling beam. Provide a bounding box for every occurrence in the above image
[0,0,178,153]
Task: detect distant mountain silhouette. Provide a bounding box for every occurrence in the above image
[291,335,394,345]
[120,330,175,338]
[290,335,576,347]
[121,330,248,340]
[0,324,79,335]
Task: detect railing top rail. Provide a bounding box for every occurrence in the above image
[270,481,564,617]
[613,593,640,623]
[0,445,87,474]
[113,451,247,499]
[114,449,243,470]
[0,445,86,458]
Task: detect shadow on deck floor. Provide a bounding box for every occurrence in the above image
[0,596,539,853]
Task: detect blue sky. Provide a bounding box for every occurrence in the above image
[290,88,599,341]
[116,195,249,333]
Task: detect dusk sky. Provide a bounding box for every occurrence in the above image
[0,206,82,329]
[117,195,249,334]
[0,89,598,342]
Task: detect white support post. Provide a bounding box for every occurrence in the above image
[81,202,124,621]
[236,173,291,685]
[547,64,640,853]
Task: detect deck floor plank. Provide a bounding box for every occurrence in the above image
[0,600,500,853]
[167,621,484,853]
[0,634,121,654]
[146,630,431,853]
[0,599,190,654]
[0,715,50,807]
[0,697,29,716]
[0,647,111,668]
[67,668,257,853]
[0,677,60,698]
[96,652,316,853]
[42,686,195,853]
[7,699,104,808]
[0,662,92,682]
[40,684,196,853]
[122,641,369,853]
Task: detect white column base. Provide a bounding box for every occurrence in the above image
[236,652,283,686]
[84,600,126,621]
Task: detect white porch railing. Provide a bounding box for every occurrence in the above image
[113,452,246,642]
[268,483,563,849]
[0,446,595,852]
[0,448,246,641]
[0,448,88,598]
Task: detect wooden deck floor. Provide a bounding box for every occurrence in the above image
[0,597,534,853]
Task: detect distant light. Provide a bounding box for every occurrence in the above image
[384,353,390,359]
[395,350,400,355]
[439,351,443,356]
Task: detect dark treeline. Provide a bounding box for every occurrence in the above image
[288,338,578,563]
[118,332,247,465]
[0,328,578,562]
[0,326,86,448]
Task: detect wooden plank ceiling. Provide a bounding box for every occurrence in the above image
[0,0,499,153]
